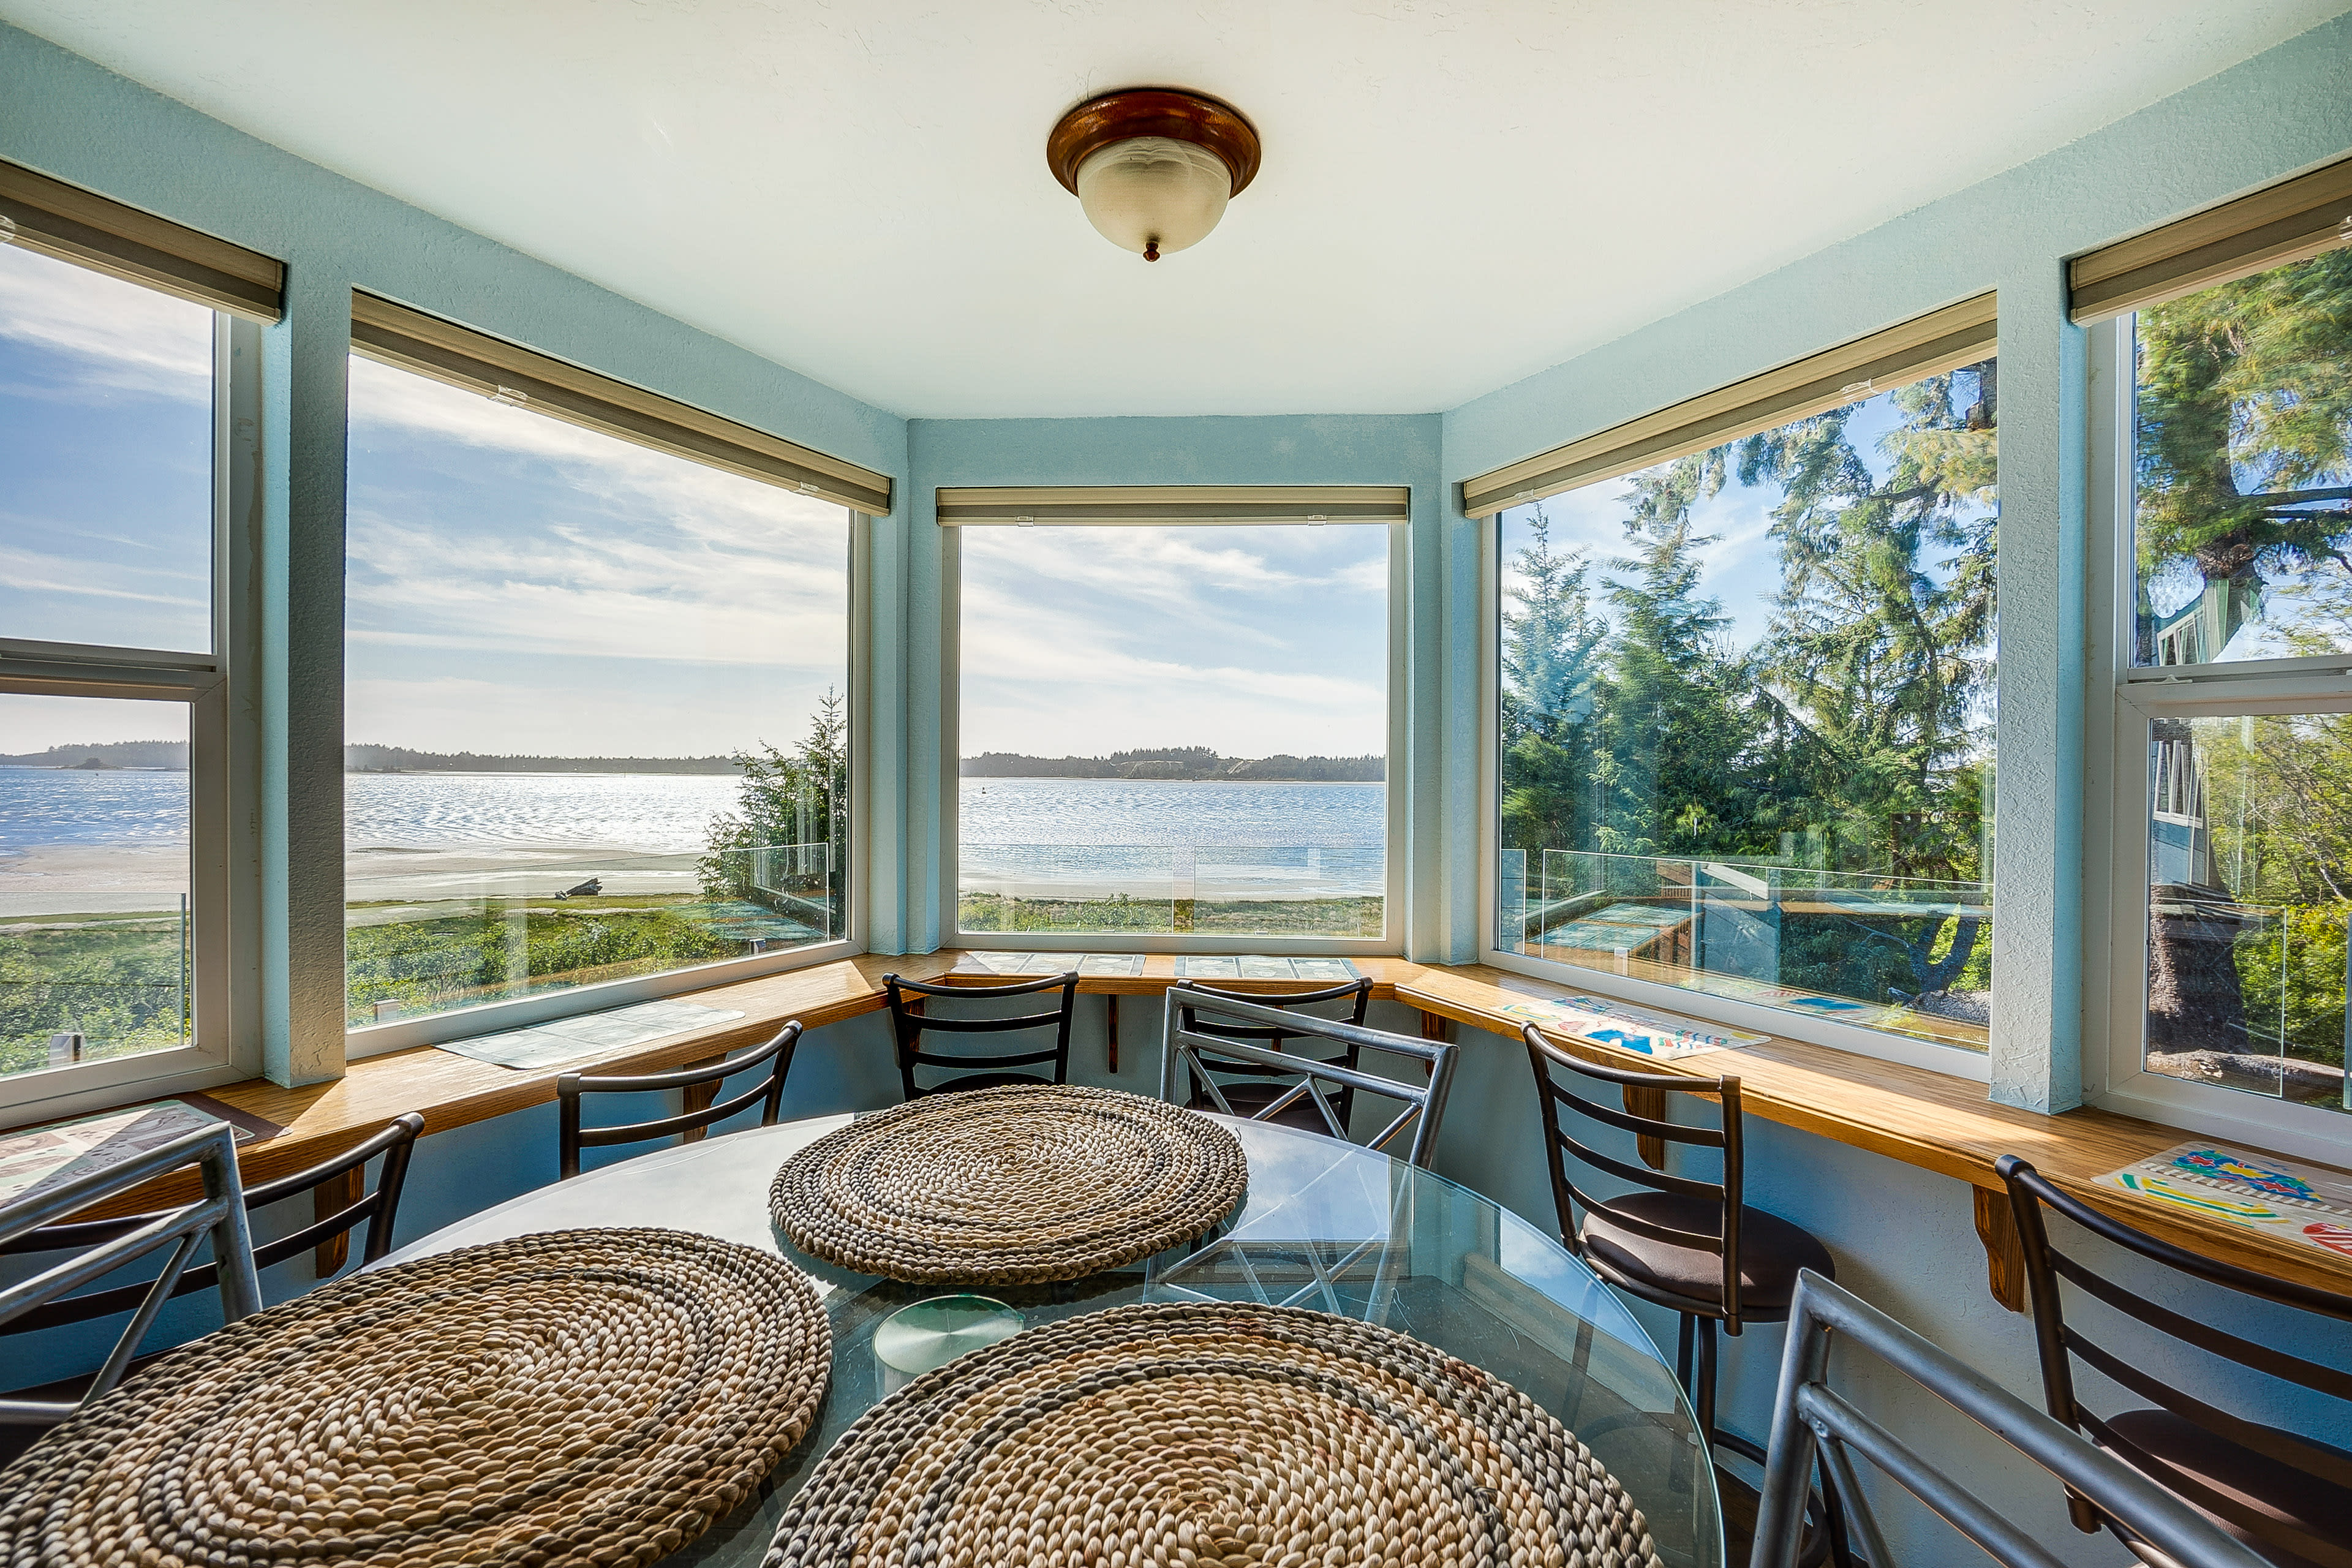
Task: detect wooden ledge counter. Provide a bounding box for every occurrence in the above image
[17,951,2348,1305]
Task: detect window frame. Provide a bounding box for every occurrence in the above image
[2083,314,2352,1161]
[939,514,1411,957]
[0,314,262,1121]
[1472,327,2007,1082]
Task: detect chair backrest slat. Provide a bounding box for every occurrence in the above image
[1522,1023,1749,1323]
[1161,984,1457,1169]
[1750,1272,2267,1568]
[557,1022,802,1178]
[884,973,1077,1099]
[1999,1153,2352,1558]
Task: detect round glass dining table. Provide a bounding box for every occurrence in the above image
[377,1113,1725,1568]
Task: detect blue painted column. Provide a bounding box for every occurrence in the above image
[258,268,349,1085]
[1986,268,2087,1112]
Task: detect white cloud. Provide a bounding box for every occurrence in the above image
[346,361,851,688]
[958,522,1387,758]
[0,243,212,401]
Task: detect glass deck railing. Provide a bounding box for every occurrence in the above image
[960,843,1384,938]
[1,892,191,1079]
[1498,848,1993,1052]
[346,842,842,1027]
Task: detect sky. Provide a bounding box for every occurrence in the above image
[344,356,849,758]
[959,521,1388,759]
[0,242,213,690]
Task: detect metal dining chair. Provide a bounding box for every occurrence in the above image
[557,1021,802,1178]
[1521,1022,1836,1466]
[1,1112,423,1336]
[0,1120,262,1426]
[1754,1270,2267,1568]
[1999,1154,2352,1568]
[1161,982,1457,1168]
[1175,978,1374,1134]
[883,971,1077,1099]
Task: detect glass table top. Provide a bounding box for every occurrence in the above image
[380,1112,1724,1568]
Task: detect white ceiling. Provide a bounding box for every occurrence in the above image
[6,1,2344,418]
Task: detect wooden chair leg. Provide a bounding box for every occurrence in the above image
[313,1166,363,1275]
[1106,994,1120,1074]
[680,1057,725,1144]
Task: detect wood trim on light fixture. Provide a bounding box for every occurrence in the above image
[1047,88,1261,197]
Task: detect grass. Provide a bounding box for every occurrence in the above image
[1,913,188,1077]
[959,892,1384,939]
[345,899,755,1025]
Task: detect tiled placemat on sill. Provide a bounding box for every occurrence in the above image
[435,998,748,1071]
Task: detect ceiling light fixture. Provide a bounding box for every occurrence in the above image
[1047,88,1261,262]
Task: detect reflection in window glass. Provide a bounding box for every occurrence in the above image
[957,524,1388,940]
[0,695,192,1077]
[344,355,851,1030]
[2144,713,2350,1114]
[1496,364,1997,1050]
[0,242,214,653]
[2133,249,2352,665]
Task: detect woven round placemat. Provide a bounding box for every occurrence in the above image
[0,1227,831,1568]
[763,1299,1664,1568]
[771,1085,1248,1284]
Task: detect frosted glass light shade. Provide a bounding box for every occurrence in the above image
[1074,137,1232,259]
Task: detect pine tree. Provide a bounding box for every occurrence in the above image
[2135,249,2352,658]
[1498,508,1610,858]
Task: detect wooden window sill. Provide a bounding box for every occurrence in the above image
[18,952,2347,1306]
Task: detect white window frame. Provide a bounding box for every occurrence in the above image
[2082,315,2352,1163]
[342,505,871,1060]
[0,315,263,1121]
[940,518,1411,957]
[1472,407,2001,1084]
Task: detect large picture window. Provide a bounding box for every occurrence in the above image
[2102,235,2352,1125]
[1493,357,1999,1052]
[0,217,253,1104]
[344,340,854,1038]
[952,503,1395,945]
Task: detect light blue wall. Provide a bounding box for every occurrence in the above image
[1444,9,2352,1111]
[0,21,911,1082]
[891,415,1449,956]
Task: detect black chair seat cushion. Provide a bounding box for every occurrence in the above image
[1578,1190,1834,1316]
[1189,1080,1345,1135]
[2104,1408,2352,1568]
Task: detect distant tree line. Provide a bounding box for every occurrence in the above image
[0,740,189,769]
[344,745,740,774]
[961,748,1384,782]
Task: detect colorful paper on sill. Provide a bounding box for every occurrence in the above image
[0,1099,248,1209]
[2102,1142,2352,1259]
[1501,994,1766,1060]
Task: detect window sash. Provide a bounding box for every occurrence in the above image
[0,318,255,1119]
[941,519,1409,955]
